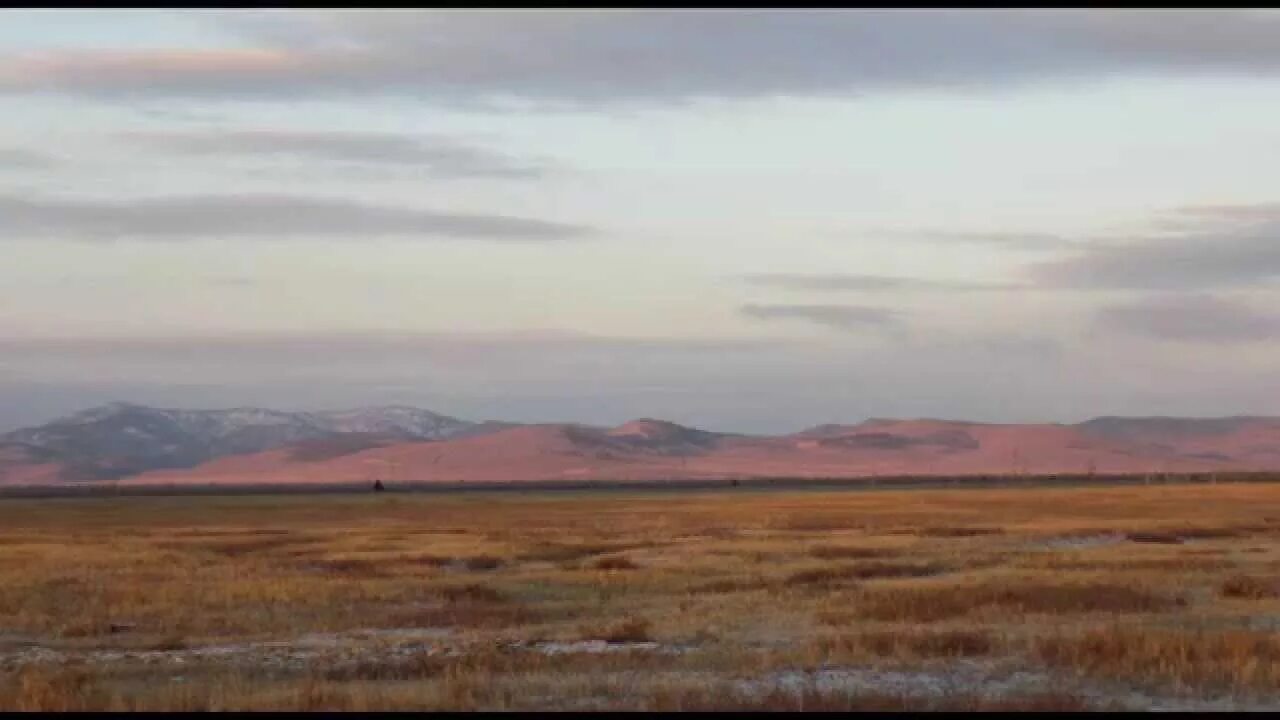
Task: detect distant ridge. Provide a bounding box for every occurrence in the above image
[3,404,1280,487]
[0,403,488,482]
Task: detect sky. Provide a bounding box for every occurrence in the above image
[3,9,1280,433]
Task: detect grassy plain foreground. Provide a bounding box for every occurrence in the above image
[3,482,1280,710]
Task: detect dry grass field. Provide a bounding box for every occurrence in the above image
[3,482,1280,710]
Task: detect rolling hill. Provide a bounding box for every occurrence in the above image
[5,404,1280,487]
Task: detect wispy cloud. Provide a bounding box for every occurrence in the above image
[0,331,791,385]
[874,229,1077,250]
[1096,294,1280,343]
[0,148,57,169]
[0,193,591,241]
[204,274,258,288]
[1027,204,1280,290]
[4,11,1280,105]
[122,129,546,178]
[743,273,1023,293]
[0,330,785,357]
[740,303,904,333]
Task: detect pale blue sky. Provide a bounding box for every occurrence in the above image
[3,10,1280,431]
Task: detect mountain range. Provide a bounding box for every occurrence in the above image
[0,402,500,484]
[3,403,1280,487]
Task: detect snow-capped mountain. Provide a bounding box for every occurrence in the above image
[308,406,473,438]
[0,402,480,481]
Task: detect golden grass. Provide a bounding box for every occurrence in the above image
[0,663,1105,712]
[5,667,107,712]
[807,545,896,560]
[586,616,652,643]
[784,561,948,588]
[811,628,999,660]
[592,555,640,571]
[1034,626,1280,693]
[644,685,1099,711]
[1219,575,1280,600]
[1,482,1280,709]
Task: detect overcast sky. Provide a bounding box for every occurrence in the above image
[3,9,1280,432]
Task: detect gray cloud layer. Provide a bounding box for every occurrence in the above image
[5,11,1280,104]
[877,229,1077,250]
[740,303,903,333]
[0,331,779,359]
[744,273,1022,293]
[1028,205,1280,290]
[0,149,57,169]
[123,130,544,178]
[1,193,590,241]
[1096,294,1280,343]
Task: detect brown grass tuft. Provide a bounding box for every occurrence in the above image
[4,666,106,712]
[1034,626,1280,692]
[838,582,1179,623]
[592,555,640,571]
[687,578,772,594]
[386,602,536,630]
[808,545,895,560]
[914,526,1004,538]
[307,558,384,576]
[463,555,503,571]
[813,628,998,659]
[381,584,536,628]
[773,515,858,532]
[785,566,858,587]
[786,561,945,588]
[1126,532,1184,545]
[149,634,189,651]
[647,685,1095,712]
[410,554,455,567]
[1219,574,1280,600]
[593,616,652,643]
[440,583,507,604]
[518,542,647,563]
